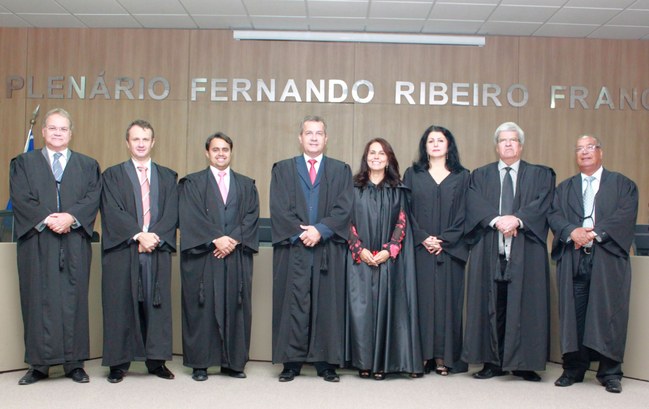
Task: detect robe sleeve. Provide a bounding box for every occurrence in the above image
[100,167,141,251]
[348,224,363,263]
[269,161,306,244]
[315,162,354,242]
[148,168,178,252]
[465,167,500,244]
[594,174,638,257]
[229,175,260,254]
[439,170,470,261]
[64,156,102,238]
[178,173,225,253]
[403,167,428,246]
[514,166,555,244]
[382,209,406,259]
[9,156,54,238]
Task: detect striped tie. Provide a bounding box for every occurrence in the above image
[52,152,63,182]
[137,166,151,228]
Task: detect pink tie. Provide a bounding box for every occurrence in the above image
[308,159,317,185]
[218,171,228,203]
[137,166,151,228]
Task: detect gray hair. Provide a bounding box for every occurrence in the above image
[42,107,73,131]
[493,121,524,145]
[300,115,327,135]
[577,134,603,148]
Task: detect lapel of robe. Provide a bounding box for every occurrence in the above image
[594,168,612,222]
[568,174,583,219]
[295,156,311,187]
[149,163,160,226]
[513,161,526,211]
[123,161,144,227]
[205,168,222,223]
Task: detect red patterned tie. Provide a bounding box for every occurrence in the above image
[308,159,317,185]
[137,166,151,228]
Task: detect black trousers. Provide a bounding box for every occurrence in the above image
[284,361,335,375]
[562,251,622,383]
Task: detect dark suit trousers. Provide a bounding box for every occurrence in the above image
[562,252,622,383]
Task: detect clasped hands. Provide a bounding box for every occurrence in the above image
[359,248,390,267]
[422,236,443,255]
[495,215,520,238]
[45,212,74,235]
[138,232,160,253]
[299,224,321,247]
[570,227,596,249]
[212,236,239,258]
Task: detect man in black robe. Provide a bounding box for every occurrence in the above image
[179,132,259,381]
[10,108,101,385]
[549,135,637,394]
[463,122,554,382]
[100,120,178,383]
[270,116,353,382]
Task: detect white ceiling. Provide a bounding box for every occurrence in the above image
[1,0,648,40]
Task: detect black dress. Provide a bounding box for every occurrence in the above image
[403,167,469,372]
[345,182,423,374]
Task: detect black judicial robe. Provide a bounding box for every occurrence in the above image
[462,161,555,371]
[179,169,259,371]
[403,167,469,372]
[10,149,101,366]
[345,183,423,374]
[548,169,637,363]
[270,156,353,365]
[100,162,178,366]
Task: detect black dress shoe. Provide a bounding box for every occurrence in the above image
[512,370,541,382]
[604,379,622,393]
[18,369,48,385]
[319,368,340,382]
[473,366,508,379]
[278,368,299,382]
[66,368,90,383]
[554,374,582,387]
[148,364,175,380]
[107,368,125,384]
[221,367,246,378]
[192,369,208,382]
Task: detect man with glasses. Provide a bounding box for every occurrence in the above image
[549,135,637,393]
[463,122,555,383]
[10,108,101,385]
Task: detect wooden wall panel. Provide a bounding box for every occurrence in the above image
[1,28,28,207]
[1,29,648,222]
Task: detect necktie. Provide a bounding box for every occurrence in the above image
[308,159,317,185]
[52,152,63,182]
[218,171,228,203]
[583,176,595,229]
[137,166,151,228]
[501,167,514,215]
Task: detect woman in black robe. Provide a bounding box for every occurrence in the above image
[345,138,422,380]
[403,125,469,376]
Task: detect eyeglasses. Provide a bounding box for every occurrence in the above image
[497,137,519,144]
[46,126,70,133]
[575,145,600,153]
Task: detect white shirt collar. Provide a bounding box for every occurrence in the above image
[581,166,603,181]
[498,159,520,172]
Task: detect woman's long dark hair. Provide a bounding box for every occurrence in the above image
[412,125,466,173]
[353,138,401,188]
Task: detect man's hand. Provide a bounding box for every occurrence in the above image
[495,215,520,238]
[570,227,596,249]
[212,236,238,258]
[137,232,160,253]
[299,225,321,247]
[45,212,74,234]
